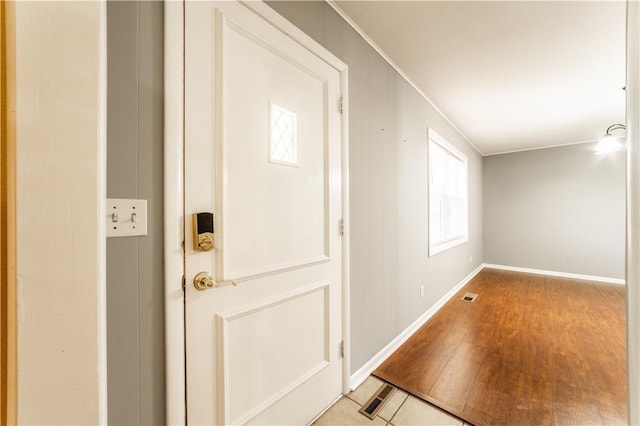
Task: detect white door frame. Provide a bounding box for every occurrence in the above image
[163,2,350,423]
[627,1,640,424]
[163,1,185,424]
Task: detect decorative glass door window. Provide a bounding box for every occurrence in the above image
[270,103,298,165]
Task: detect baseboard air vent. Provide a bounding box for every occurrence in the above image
[359,383,396,420]
[462,293,478,302]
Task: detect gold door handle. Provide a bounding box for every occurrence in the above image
[193,272,215,291]
[193,272,238,290]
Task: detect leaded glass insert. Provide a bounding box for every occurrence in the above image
[270,104,297,165]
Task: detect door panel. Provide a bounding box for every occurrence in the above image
[185,2,343,424]
[223,23,328,279]
[218,282,330,424]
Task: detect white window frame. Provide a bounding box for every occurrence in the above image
[428,128,469,256]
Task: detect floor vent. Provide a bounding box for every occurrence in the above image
[462,292,478,302]
[359,383,396,420]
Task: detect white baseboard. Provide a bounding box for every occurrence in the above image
[482,263,625,285]
[348,264,484,391]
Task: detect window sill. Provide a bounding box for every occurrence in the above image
[429,236,468,257]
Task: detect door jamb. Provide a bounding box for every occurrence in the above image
[1,1,16,423]
[164,1,186,424]
[626,1,640,423]
[163,1,351,423]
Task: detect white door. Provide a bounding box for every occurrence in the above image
[184,2,346,424]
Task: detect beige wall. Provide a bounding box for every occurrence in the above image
[15,2,105,424]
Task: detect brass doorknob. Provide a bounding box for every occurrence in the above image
[193,272,215,291]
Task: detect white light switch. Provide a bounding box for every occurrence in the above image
[107,198,148,237]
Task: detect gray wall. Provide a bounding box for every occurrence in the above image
[106,2,165,424]
[267,1,483,372]
[483,142,625,279]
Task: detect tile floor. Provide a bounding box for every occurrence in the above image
[312,376,470,426]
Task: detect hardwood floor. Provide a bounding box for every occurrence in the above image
[373,268,627,426]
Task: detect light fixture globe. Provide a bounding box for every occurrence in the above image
[596,134,622,154]
[596,124,626,154]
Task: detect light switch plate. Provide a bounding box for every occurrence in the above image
[107,198,148,237]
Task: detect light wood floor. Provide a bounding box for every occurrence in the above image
[374,268,627,426]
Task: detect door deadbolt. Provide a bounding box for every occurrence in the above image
[193,272,216,291]
[193,212,214,252]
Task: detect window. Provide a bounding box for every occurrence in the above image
[270,103,297,165]
[428,129,468,256]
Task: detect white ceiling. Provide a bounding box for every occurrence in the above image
[331,1,626,155]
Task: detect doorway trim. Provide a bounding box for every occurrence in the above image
[163,2,350,423]
[0,1,16,423]
[626,1,640,423]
